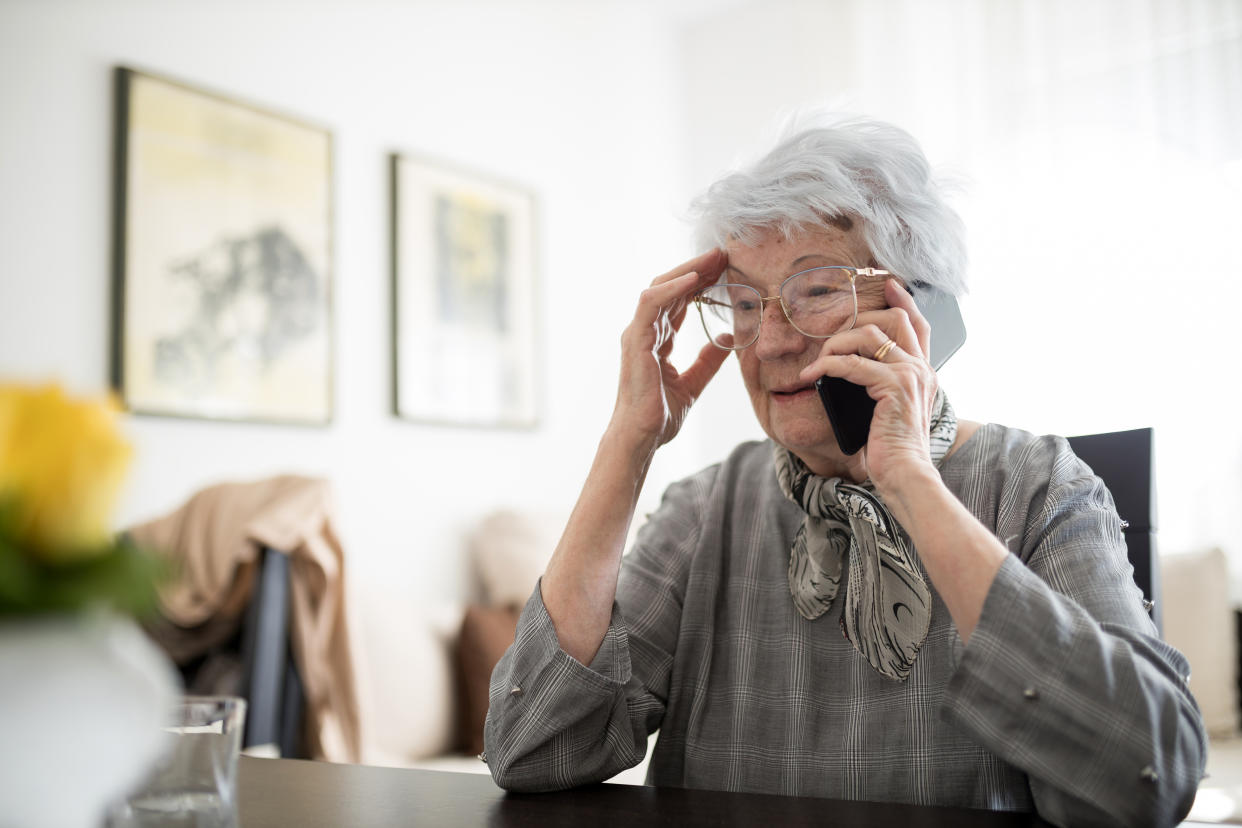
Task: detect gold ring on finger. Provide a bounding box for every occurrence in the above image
[873,338,897,362]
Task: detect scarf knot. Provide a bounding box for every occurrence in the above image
[775,390,957,682]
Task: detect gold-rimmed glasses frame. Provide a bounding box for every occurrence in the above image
[693,266,890,351]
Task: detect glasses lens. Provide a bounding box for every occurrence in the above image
[782,267,856,337]
[697,284,761,349]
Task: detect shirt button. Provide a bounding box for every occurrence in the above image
[510,685,523,696]
[1140,765,1158,782]
[1022,687,1039,700]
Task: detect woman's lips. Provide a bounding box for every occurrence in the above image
[771,385,816,402]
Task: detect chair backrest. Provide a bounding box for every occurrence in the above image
[1065,428,1160,634]
[238,546,306,758]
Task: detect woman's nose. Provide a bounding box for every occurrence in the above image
[752,299,807,361]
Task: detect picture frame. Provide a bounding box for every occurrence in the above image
[390,153,539,428]
[111,66,334,425]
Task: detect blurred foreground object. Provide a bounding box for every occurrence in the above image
[0,383,161,615]
[0,381,179,827]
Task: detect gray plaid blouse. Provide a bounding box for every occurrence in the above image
[485,425,1206,827]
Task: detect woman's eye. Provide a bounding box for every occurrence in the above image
[735,300,758,312]
[795,285,840,302]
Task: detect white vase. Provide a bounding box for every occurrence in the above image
[0,610,180,828]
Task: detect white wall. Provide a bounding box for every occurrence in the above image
[0,0,706,601]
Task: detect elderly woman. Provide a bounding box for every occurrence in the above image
[483,117,1205,826]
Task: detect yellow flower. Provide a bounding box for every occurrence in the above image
[0,384,132,562]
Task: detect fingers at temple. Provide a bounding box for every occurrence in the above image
[631,271,700,333]
[636,249,727,329]
[633,267,721,344]
[650,248,727,287]
[630,250,728,358]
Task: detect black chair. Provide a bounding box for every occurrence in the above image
[1065,428,1160,634]
[237,546,306,759]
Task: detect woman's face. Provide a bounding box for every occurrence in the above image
[725,224,886,471]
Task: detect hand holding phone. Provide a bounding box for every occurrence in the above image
[817,285,966,456]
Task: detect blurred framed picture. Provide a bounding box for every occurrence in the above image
[391,153,538,428]
[111,67,334,425]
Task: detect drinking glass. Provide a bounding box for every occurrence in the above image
[108,695,247,828]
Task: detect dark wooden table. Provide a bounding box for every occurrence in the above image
[237,756,1057,827]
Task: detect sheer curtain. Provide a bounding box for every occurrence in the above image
[678,0,1242,577]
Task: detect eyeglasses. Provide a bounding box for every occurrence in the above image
[694,266,890,350]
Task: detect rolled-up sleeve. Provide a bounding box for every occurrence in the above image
[942,449,1206,828]
[483,471,711,793]
[482,583,655,792]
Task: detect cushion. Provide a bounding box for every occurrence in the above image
[350,580,461,765]
[455,604,521,756]
[468,510,562,609]
[1161,547,1238,737]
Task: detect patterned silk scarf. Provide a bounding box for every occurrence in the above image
[774,390,957,681]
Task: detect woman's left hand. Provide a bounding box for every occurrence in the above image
[797,279,939,497]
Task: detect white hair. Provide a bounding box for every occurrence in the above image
[689,115,968,297]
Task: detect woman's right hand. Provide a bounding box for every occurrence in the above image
[542,249,728,666]
[611,248,731,453]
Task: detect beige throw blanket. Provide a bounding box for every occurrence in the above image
[128,475,361,763]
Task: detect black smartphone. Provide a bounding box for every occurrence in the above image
[815,285,967,456]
